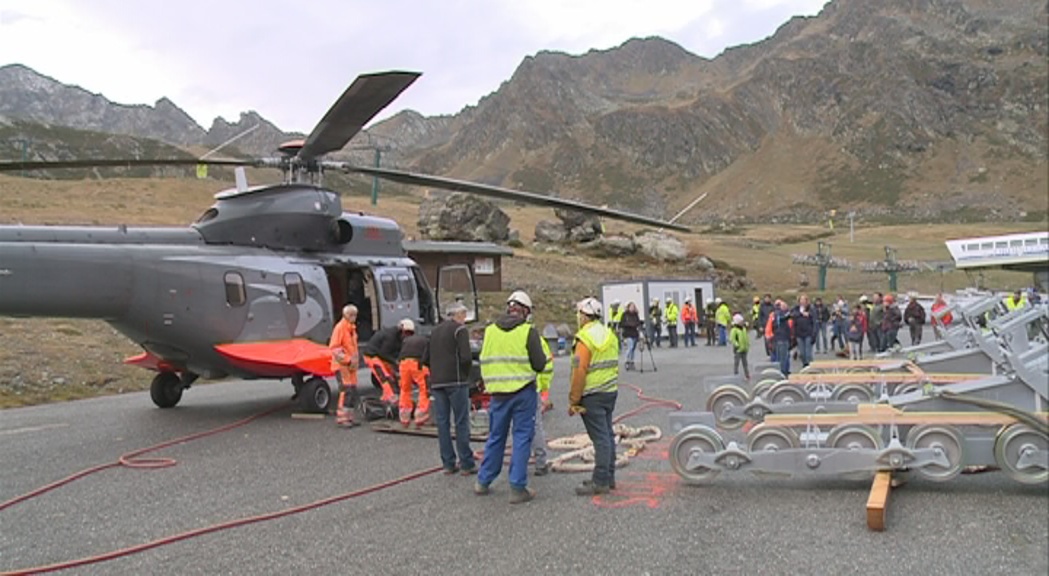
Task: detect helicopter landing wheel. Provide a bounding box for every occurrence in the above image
[299,376,333,414]
[150,372,183,409]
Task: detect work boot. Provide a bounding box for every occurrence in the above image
[336,408,358,428]
[443,465,460,475]
[473,481,490,496]
[460,465,478,476]
[574,480,610,496]
[509,486,536,504]
[414,411,430,428]
[534,463,550,477]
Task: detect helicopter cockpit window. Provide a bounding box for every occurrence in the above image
[380,274,398,302]
[196,208,219,224]
[224,271,246,307]
[396,273,415,301]
[284,272,306,305]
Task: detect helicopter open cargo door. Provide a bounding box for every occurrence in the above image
[436,264,478,323]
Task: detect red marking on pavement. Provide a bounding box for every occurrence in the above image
[591,471,681,510]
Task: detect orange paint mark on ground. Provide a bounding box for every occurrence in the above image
[591,471,681,510]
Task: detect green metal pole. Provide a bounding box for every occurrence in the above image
[888,271,898,293]
[370,148,381,206]
[818,265,828,292]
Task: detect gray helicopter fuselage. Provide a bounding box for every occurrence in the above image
[0,184,448,380]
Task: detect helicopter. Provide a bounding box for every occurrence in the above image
[0,70,689,414]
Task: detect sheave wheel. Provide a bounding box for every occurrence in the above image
[768,383,806,406]
[669,425,725,485]
[150,372,183,409]
[994,423,1048,485]
[705,385,749,430]
[832,384,874,404]
[300,377,333,413]
[908,424,965,482]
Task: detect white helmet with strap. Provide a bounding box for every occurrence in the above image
[507,290,533,310]
[577,297,602,317]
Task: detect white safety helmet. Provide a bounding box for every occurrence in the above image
[577,297,603,317]
[732,313,744,326]
[611,299,620,306]
[507,290,533,310]
[715,297,723,304]
[685,297,692,303]
[398,318,416,333]
[706,298,713,304]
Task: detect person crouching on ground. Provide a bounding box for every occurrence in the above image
[569,297,620,496]
[729,313,751,381]
[475,291,547,504]
[396,320,430,428]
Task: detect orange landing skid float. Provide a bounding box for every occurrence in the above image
[215,339,336,378]
[123,351,178,372]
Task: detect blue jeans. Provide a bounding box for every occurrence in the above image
[815,322,828,352]
[432,385,475,471]
[717,325,727,346]
[624,337,638,364]
[683,322,696,346]
[478,384,537,490]
[580,391,618,487]
[797,335,813,367]
[775,339,791,377]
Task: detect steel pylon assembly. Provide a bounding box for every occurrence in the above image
[670,295,1049,491]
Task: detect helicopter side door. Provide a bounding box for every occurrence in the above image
[435,263,479,322]
[374,266,420,329]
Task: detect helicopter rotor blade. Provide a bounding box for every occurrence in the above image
[336,164,690,232]
[0,158,253,172]
[298,71,421,161]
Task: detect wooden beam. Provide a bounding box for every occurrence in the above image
[866,470,893,531]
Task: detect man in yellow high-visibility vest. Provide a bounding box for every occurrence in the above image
[475,290,548,504]
[568,297,620,496]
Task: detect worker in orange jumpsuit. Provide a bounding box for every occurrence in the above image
[329,304,360,427]
[362,319,412,404]
[397,320,431,427]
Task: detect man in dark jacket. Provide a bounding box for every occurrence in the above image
[423,304,476,475]
[362,321,409,403]
[904,295,926,346]
[791,295,816,368]
[475,291,547,504]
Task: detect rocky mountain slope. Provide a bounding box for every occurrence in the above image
[1,0,1046,223]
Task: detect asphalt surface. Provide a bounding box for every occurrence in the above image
[2,333,1047,576]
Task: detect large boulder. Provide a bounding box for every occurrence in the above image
[555,208,603,243]
[534,219,567,243]
[633,231,687,262]
[418,192,510,242]
[579,234,637,258]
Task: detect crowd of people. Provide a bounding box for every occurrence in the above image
[603,291,952,380]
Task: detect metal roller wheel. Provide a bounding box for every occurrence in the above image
[705,385,749,430]
[892,382,921,397]
[827,424,883,451]
[832,384,874,404]
[760,368,785,380]
[799,365,822,375]
[994,423,1049,485]
[907,424,965,482]
[746,424,800,452]
[751,379,777,398]
[669,425,726,484]
[768,383,806,406]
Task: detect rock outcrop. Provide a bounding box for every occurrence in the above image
[418,193,510,242]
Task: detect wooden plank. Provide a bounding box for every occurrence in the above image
[370,420,488,442]
[787,372,985,385]
[866,471,893,531]
[291,412,326,420]
[765,405,1049,427]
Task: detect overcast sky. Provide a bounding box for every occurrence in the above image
[0,0,828,133]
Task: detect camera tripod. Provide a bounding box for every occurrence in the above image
[636,333,658,373]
